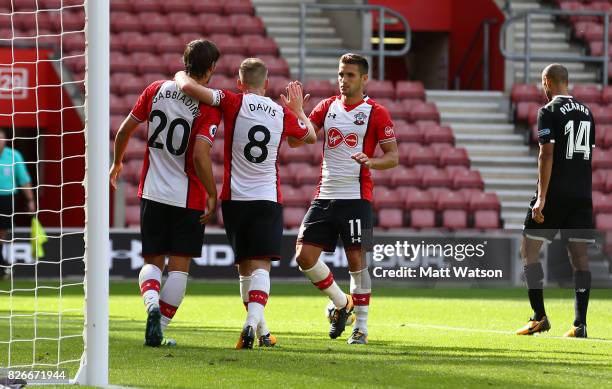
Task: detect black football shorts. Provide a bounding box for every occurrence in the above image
[221,200,283,262]
[297,199,373,252]
[140,198,205,257]
[523,195,594,243]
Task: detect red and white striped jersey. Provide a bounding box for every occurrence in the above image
[130,80,221,210]
[309,95,395,201]
[211,89,309,203]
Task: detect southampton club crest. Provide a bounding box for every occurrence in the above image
[353,112,366,125]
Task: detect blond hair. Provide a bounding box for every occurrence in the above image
[239,58,268,88]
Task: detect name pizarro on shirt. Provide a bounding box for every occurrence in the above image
[153,90,200,118]
[559,101,590,116]
[248,102,277,117]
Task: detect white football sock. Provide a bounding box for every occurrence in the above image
[245,269,270,330]
[159,271,188,330]
[301,260,347,308]
[350,267,371,334]
[240,275,269,337]
[139,264,162,313]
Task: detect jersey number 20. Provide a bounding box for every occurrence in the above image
[564,120,591,160]
[148,109,191,156]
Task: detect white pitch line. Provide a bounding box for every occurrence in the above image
[400,323,612,343]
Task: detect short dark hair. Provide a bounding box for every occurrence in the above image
[543,63,569,85]
[340,53,369,75]
[183,39,220,79]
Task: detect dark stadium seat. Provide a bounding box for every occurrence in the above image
[571,84,602,104]
[373,187,404,210]
[437,190,467,211]
[389,168,421,188]
[284,207,306,229]
[224,0,255,15]
[304,80,335,98]
[395,80,425,100]
[442,210,468,229]
[410,209,436,229]
[452,170,484,190]
[378,209,404,229]
[439,147,470,168]
[366,80,395,99]
[473,210,500,229]
[511,84,542,103]
[231,15,266,36]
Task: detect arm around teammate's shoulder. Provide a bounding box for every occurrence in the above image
[174,71,216,106]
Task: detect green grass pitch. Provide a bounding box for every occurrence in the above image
[1,281,611,388]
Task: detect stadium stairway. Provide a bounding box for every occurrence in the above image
[505,0,599,83]
[252,0,345,80]
[427,90,535,229]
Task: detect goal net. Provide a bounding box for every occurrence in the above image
[0,0,108,386]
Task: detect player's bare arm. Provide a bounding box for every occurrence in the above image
[174,70,215,106]
[109,116,140,189]
[193,139,217,224]
[532,142,554,223]
[351,140,398,170]
[282,81,317,146]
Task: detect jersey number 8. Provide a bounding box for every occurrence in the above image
[243,125,271,163]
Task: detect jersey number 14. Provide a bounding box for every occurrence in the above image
[564,120,591,160]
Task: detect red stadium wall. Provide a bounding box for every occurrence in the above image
[0,47,85,227]
[369,0,505,90]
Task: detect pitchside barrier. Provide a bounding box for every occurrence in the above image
[5,228,611,288]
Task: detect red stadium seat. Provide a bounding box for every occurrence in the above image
[304,80,335,98]
[122,159,142,184]
[422,169,452,188]
[378,209,404,229]
[224,0,255,15]
[527,104,540,126]
[571,84,602,104]
[373,187,403,210]
[370,168,394,187]
[282,186,310,208]
[582,22,604,42]
[404,144,437,166]
[131,0,163,12]
[210,34,247,56]
[62,32,85,53]
[267,76,291,98]
[594,147,612,170]
[389,168,420,188]
[217,54,244,77]
[442,210,467,229]
[592,105,612,124]
[596,213,612,230]
[193,0,223,14]
[124,139,146,161]
[593,191,612,213]
[410,209,436,229]
[452,170,484,190]
[261,56,290,77]
[201,14,234,35]
[111,73,137,95]
[231,15,265,36]
[294,164,321,186]
[63,9,85,32]
[511,83,541,103]
[468,191,500,211]
[602,86,612,105]
[111,0,132,13]
[423,125,454,145]
[395,81,425,100]
[138,12,172,33]
[125,205,140,227]
[593,170,606,191]
[284,207,306,229]
[376,99,410,121]
[110,94,129,115]
[366,80,394,99]
[167,13,203,35]
[110,52,135,74]
[208,75,239,92]
[141,73,167,87]
[516,102,539,123]
[439,147,470,168]
[132,53,166,74]
[121,32,157,53]
[437,190,467,211]
[280,144,315,164]
[404,189,436,210]
[394,123,422,143]
[160,52,185,75]
[473,210,500,229]
[161,0,193,14]
[605,171,612,193]
[123,183,140,206]
[155,34,185,54]
[409,101,440,123]
[242,35,278,56]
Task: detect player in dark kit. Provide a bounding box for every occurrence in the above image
[516,64,595,338]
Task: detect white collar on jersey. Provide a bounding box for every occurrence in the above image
[553,95,573,99]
